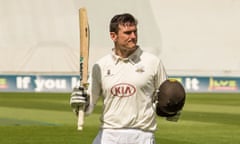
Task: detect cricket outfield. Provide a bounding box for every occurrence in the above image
[0,92,239,144]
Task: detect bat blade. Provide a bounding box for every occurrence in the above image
[80,7,89,85]
[78,7,89,131]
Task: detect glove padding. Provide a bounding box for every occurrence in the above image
[70,86,89,115]
[156,79,186,117]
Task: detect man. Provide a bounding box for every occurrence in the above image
[71,13,177,144]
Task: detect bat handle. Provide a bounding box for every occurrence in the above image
[77,105,85,131]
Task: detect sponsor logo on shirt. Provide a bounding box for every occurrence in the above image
[111,83,136,97]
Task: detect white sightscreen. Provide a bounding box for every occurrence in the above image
[0,0,79,73]
[0,0,240,76]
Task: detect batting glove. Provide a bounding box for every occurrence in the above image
[70,86,89,115]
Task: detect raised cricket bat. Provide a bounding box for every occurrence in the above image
[78,7,89,131]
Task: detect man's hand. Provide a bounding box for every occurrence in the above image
[70,86,89,115]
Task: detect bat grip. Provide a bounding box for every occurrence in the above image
[77,104,85,131]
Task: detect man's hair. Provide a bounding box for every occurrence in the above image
[109,13,138,33]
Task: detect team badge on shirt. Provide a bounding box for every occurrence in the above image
[135,64,145,73]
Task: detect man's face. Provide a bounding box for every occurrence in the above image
[111,23,138,51]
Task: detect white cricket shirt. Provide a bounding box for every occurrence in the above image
[88,47,167,132]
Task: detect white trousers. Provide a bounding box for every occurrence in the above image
[92,129,155,144]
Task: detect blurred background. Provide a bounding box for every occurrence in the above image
[0,0,240,93]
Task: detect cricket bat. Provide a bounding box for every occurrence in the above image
[78,7,89,131]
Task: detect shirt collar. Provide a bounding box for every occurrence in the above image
[112,46,142,65]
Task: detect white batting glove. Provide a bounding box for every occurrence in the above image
[70,86,89,115]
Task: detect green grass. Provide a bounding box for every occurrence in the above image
[0,92,239,144]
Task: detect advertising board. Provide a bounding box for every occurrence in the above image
[0,75,239,93]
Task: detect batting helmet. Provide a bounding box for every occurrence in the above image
[156,79,186,117]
